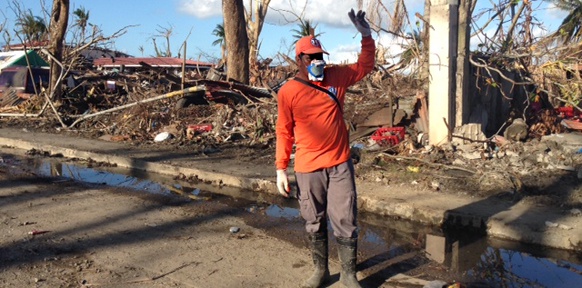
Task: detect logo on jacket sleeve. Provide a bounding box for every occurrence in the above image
[328,86,337,96]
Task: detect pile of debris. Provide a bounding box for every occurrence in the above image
[0,65,283,147]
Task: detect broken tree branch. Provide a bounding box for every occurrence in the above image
[67,24,136,58]
[68,85,206,128]
[39,48,70,127]
[501,1,527,53]
[469,56,533,86]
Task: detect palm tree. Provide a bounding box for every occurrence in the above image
[399,30,423,68]
[16,10,47,42]
[212,23,226,62]
[290,19,323,45]
[550,0,582,44]
[73,6,90,43]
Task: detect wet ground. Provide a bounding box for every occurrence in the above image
[2,152,582,287]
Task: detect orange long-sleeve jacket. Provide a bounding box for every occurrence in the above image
[276,36,376,173]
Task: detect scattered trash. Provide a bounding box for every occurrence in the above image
[556,106,580,118]
[186,124,213,139]
[545,221,573,230]
[559,224,573,230]
[407,166,420,173]
[446,283,466,288]
[106,80,116,91]
[430,181,441,191]
[247,205,259,213]
[504,118,528,142]
[28,230,50,235]
[229,226,240,233]
[423,145,434,153]
[561,119,582,130]
[350,143,365,164]
[491,134,507,146]
[188,124,213,133]
[154,132,172,142]
[371,127,405,146]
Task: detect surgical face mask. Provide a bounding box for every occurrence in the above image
[307,60,326,82]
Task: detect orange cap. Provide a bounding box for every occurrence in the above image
[295,36,329,56]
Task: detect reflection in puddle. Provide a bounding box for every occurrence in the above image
[361,230,386,247]
[7,156,582,286]
[423,230,582,287]
[264,204,300,220]
[469,247,582,287]
[37,161,173,195]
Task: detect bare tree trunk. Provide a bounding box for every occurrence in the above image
[48,0,69,101]
[246,0,271,69]
[455,0,472,126]
[223,0,249,84]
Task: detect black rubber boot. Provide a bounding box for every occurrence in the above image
[337,237,362,288]
[301,231,330,288]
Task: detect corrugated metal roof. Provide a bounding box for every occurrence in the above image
[93,57,214,68]
[3,40,50,50]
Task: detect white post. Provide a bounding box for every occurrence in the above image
[428,0,459,145]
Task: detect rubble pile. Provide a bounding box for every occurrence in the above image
[0,65,285,147]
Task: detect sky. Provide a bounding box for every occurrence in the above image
[0,0,569,65]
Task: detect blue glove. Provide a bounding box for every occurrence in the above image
[348,9,371,37]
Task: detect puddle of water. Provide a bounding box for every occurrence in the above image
[264,204,300,220]
[3,154,582,287]
[26,159,218,201]
[469,246,582,287]
[422,228,582,287]
[37,161,173,195]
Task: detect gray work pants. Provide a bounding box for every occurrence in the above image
[295,160,358,238]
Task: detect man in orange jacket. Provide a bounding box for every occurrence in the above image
[275,9,376,288]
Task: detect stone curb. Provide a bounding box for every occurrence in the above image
[0,137,279,194]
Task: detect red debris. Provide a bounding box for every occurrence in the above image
[556,106,580,118]
[186,124,214,139]
[371,127,405,146]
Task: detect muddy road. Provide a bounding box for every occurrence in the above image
[0,152,432,288]
[1,151,581,288]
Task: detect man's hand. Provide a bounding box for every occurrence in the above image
[276,169,290,197]
[348,9,371,37]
